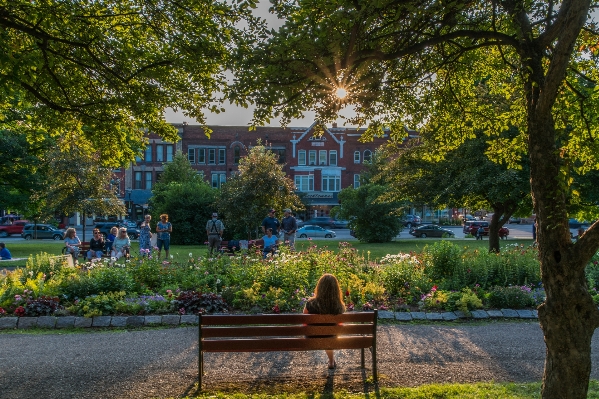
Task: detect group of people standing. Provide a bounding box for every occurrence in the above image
[205,208,298,258]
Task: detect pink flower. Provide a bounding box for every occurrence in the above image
[178,308,186,315]
[14,306,25,317]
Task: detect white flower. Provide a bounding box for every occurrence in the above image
[189,253,193,257]
[170,255,174,259]
[103,258,109,263]
[216,279,221,284]
[126,260,130,263]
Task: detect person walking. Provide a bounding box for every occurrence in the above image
[303,273,346,370]
[281,208,298,250]
[156,214,172,259]
[139,214,153,256]
[261,208,281,237]
[206,212,225,255]
[476,225,485,240]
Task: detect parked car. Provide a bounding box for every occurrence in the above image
[118,220,139,229]
[463,221,509,238]
[0,220,30,237]
[297,217,335,229]
[401,215,422,228]
[409,224,455,238]
[461,214,476,221]
[508,216,521,224]
[297,225,337,238]
[95,223,140,239]
[21,224,65,240]
[568,219,592,229]
[332,219,349,228]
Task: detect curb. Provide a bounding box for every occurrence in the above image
[0,309,537,330]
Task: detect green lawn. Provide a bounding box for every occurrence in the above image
[1,238,535,268]
[181,380,599,398]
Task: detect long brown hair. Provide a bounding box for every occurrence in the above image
[307,273,345,315]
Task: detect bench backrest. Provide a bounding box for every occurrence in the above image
[199,311,377,352]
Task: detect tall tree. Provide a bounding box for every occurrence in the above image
[383,130,531,252]
[150,153,216,245]
[229,1,599,397]
[215,143,303,239]
[0,0,259,165]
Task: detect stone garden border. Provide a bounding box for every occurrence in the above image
[0,309,538,330]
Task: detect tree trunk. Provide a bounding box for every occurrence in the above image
[528,114,599,398]
[488,208,504,253]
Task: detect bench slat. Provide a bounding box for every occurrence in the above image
[201,324,374,338]
[201,312,375,325]
[201,336,373,352]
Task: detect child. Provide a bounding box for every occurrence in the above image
[0,242,11,260]
[105,226,118,252]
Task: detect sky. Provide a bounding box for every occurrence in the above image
[163,2,356,128]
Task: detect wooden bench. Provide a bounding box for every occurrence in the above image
[61,242,128,260]
[198,310,378,389]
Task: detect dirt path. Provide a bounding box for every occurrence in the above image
[1,321,597,398]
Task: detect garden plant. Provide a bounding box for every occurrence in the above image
[0,240,574,319]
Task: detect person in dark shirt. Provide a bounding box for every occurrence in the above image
[87,228,105,260]
[281,208,298,250]
[0,242,12,260]
[261,208,281,237]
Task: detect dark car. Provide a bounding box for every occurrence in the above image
[568,219,592,229]
[463,221,509,238]
[21,224,65,240]
[95,222,140,239]
[401,215,421,228]
[332,219,349,228]
[409,224,455,238]
[297,217,335,229]
[508,217,521,224]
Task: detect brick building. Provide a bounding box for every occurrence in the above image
[117,121,417,221]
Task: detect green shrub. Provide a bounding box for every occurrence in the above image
[68,291,127,317]
[487,286,535,309]
[422,241,463,286]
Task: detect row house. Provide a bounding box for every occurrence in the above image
[118,122,417,221]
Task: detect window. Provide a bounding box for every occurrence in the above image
[211,173,226,188]
[145,146,152,162]
[156,145,164,162]
[198,148,205,164]
[219,148,226,164]
[208,149,216,165]
[234,146,240,164]
[354,174,360,188]
[319,150,327,165]
[145,172,152,189]
[135,155,142,163]
[322,175,341,192]
[298,150,306,166]
[270,148,286,164]
[354,151,360,163]
[329,151,337,166]
[294,175,314,192]
[309,150,317,165]
[134,172,142,189]
[166,145,174,162]
[155,171,163,182]
[364,149,372,162]
[187,148,195,164]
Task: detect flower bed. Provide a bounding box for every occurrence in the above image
[0,241,580,318]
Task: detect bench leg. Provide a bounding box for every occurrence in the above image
[361,348,365,368]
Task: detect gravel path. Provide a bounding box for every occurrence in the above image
[2,321,599,398]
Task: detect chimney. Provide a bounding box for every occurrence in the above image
[332,123,337,128]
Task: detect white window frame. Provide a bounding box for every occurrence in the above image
[354,174,360,188]
[329,150,337,166]
[298,150,306,166]
[187,148,195,164]
[208,149,216,165]
[294,175,314,192]
[363,149,372,162]
[145,171,152,189]
[219,148,226,164]
[156,145,164,162]
[308,150,317,165]
[319,150,327,165]
[322,175,341,192]
[166,145,174,162]
[354,151,360,163]
[198,148,205,164]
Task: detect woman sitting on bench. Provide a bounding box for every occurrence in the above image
[87,228,105,260]
[261,228,279,259]
[111,227,131,263]
[303,273,346,370]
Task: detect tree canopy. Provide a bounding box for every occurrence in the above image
[215,143,303,240]
[228,1,599,397]
[0,0,260,166]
